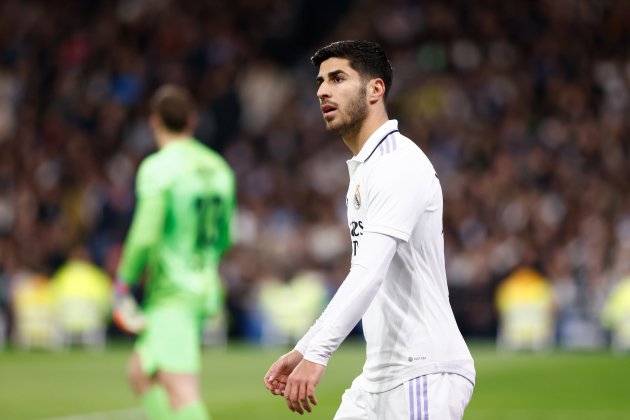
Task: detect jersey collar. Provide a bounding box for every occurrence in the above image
[161,137,195,150]
[350,120,399,163]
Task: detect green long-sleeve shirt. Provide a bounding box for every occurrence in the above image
[117,138,236,313]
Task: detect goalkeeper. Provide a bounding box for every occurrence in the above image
[114,84,236,420]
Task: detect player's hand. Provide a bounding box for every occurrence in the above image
[112,281,145,334]
[283,359,325,415]
[264,350,303,397]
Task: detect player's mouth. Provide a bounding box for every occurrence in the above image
[321,103,338,119]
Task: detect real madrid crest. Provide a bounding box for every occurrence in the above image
[353,184,361,210]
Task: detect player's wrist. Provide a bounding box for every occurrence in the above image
[303,352,330,367]
[114,277,131,297]
[112,276,145,334]
[289,349,305,362]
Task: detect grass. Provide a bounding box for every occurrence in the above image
[0,340,629,419]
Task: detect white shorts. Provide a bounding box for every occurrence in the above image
[333,373,473,420]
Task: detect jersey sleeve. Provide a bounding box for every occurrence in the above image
[116,157,170,285]
[363,155,435,242]
[295,232,399,365]
[136,155,172,198]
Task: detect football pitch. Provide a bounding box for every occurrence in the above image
[1,340,629,420]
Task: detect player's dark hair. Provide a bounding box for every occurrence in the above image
[311,40,393,98]
[150,84,196,133]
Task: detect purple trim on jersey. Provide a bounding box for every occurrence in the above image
[423,375,429,420]
[408,379,415,420]
[378,136,395,157]
[391,135,397,150]
[416,377,422,420]
[363,129,399,162]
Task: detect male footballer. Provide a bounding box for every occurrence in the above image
[114,84,236,420]
[264,40,475,419]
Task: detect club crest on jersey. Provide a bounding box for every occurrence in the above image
[353,184,361,210]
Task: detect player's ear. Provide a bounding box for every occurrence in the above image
[368,78,385,104]
[187,113,199,133]
[149,114,161,131]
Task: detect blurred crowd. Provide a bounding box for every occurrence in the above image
[1,0,630,347]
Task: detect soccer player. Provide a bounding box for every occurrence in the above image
[264,41,475,419]
[114,84,236,420]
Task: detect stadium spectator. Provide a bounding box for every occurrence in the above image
[495,266,555,351]
[50,246,112,349]
[11,272,60,350]
[602,275,630,353]
[258,269,328,346]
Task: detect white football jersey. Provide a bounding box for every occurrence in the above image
[346,120,475,393]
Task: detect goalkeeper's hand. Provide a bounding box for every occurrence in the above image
[112,280,145,334]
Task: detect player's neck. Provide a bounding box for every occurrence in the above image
[343,110,389,156]
[157,132,192,149]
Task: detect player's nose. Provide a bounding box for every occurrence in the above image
[317,82,330,100]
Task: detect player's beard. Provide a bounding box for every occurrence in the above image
[326,83,368,139]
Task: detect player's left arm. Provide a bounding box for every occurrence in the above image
[282,359,325,415]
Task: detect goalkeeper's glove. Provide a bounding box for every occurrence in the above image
[112,280,146,334]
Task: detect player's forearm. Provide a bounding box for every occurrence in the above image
[301,232,398,365]
[294,263,378,356]
[117,194,167,284]
[117,241,151,285]
[301,264,378,364]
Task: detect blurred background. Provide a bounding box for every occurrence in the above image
[1,0,630,418]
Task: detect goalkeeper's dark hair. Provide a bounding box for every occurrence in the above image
[311,40,393,98]
[150,84,196,133]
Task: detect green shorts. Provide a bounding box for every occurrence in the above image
[135,305,205,375]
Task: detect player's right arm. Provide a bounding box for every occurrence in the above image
[117,157,169,285]
[264,349,303,395]
[114,158,168,333]
[294,155,429,363]
[296,232,398,365]
[117,193,167,285]
[273,232,397,415]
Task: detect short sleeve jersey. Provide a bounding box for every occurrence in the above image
[346,120,475,392]
[117,139,236,311]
